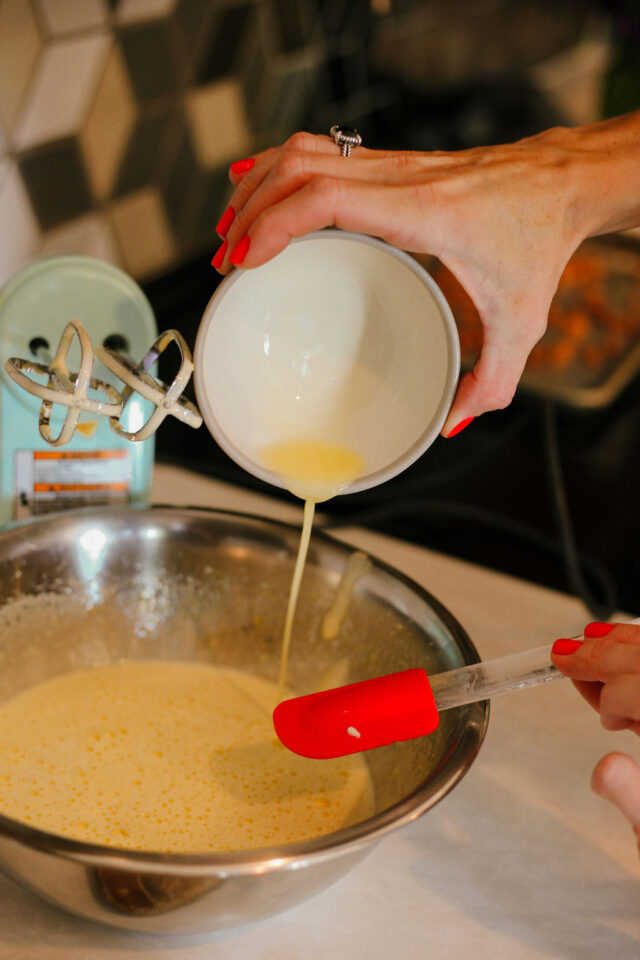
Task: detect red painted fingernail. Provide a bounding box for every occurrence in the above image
[552,638,583,656]
[211,239,227,269]
[584,622,614,638]
[230,157,255,175]
[446,416,474,438]
[229,235,250,265]
[216,205,234,236]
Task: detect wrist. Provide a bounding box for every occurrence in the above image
[563,112,640,241]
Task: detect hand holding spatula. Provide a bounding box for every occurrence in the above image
[274,619,640,759]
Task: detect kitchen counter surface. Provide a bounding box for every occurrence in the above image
[0,464,637,959]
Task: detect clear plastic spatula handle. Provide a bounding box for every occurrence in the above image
[429,643,562,711]
[432,616,640,711]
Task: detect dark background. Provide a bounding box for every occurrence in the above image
[142,0,640,619]
[146,251,640,620]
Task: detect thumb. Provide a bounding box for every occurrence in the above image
[591,751,640,836]
[441,316,546,438]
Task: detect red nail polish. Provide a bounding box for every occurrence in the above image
[230,158,255,175]
[211,239,228,269]
[229,235,250,265]
[552,638,583,656]
[216,205,234,236]
[446,416,474,438]
[584,622,614,638]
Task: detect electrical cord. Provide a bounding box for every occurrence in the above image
[319,496,617,611]
[541,399,617,619]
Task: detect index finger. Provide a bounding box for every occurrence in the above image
[551,623,640,683]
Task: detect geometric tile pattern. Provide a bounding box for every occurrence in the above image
[1,0,612,289]
[0,0,378,287]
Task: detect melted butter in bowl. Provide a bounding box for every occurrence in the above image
[0,661,374,853]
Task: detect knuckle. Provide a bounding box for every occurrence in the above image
[583,635,615,666]
[613,623,640,650]
[308,175,340,202]
[251,204,282,242]
[231,173,258,209]
[477,379,516,410]
[230,204,251,236]
[525,315,549,346]
[273,151,305,181]
[308,175,346,218]
[283,131,315,154]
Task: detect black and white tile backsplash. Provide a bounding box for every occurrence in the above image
[0,0,613,286]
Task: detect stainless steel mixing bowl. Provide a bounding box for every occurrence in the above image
[0,506,488,934]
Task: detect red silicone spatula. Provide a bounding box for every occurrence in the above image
[272,634,597,759]
[276,618,640,758]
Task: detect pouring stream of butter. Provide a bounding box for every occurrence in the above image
[257,439,366,691]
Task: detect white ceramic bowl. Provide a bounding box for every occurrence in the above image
[195,231,460,494]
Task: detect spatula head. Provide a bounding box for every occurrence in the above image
[273,668,439,759]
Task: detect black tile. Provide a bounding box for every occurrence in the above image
[241,17,269,132]
[173,0,217,84]
[162,119,205,244]
[19,138,93,230]
[317,0,371,39]
[174,0,215,49]
[119,22,180,103]
[266,62,313,131]
[195,2,257,83]
[326,54,350,102]
[112,105,175,197]
[272,0,317,52]
[192,167,231,245]
[161,123,232,255]
[318,49,370,105]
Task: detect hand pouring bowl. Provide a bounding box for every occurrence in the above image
[0,506,487,934]
[195,230,460,494]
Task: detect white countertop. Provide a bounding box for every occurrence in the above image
[0,464,638,959]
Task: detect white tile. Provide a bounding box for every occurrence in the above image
[109,187,176,279]
[35,0,109,36]
[40,212,123,269]
[80,45,137,201]
[531,36,613,126]
[186,79,252,170]
[0,0,42,133]
[0,162,41,287]
[115,0,179,24]
[12,32,112,150]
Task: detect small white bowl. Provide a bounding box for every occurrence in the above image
[195,230,460,495]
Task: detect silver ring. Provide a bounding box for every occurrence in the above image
[330,124,362,158]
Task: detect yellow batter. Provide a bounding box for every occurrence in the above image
[0,661,373,853]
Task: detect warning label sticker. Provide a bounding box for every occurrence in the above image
[14,449,132,519]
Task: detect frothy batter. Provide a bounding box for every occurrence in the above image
[0,661,374,853]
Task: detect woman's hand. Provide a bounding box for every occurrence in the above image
[552,621,640,851]
[212,114,640,436]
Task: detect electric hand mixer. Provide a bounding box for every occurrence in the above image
[0,255,201,524]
